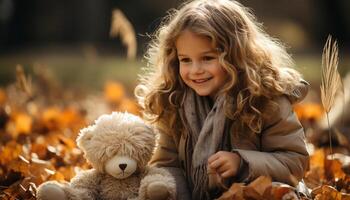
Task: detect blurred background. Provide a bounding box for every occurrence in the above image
[0,0,349,89]
[1,1,350,199]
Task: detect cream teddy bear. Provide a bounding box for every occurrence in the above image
[36,112,176,200]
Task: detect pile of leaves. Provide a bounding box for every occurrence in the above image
[217,102,350,200]
[0,66,350,200]
[0,66,139,199]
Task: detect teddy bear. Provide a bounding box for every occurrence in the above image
[36,112,176,200]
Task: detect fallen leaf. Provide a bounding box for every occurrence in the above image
[104,81,125,104]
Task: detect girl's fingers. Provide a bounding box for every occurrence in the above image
[217,164,235,178]
[221,170,234,178]
[216,162,230,173]
[212,162,236,177]
[208,151,240,178]
[208,152,220,164]
[208,157,223,169]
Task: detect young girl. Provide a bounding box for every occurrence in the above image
[135,0,309,199]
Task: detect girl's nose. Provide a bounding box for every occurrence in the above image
[191,61,204,74]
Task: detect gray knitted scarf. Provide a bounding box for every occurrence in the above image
[179,88,228,199]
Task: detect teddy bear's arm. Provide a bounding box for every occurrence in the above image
[138,167,176,200]
[68,169,101,199]
[36,176,99,200]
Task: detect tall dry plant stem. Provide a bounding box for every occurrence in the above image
[320,35,341,158]
[110,9,137,60]
[16,65,32,98]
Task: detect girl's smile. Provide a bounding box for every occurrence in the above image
[192,77,212,84]
[176,30,228,99]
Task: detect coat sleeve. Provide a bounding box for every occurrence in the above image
[150,130,179,167]
[149,130,192,200]
[232,96,309,186]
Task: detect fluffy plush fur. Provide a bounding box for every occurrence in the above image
[36,112,176,200]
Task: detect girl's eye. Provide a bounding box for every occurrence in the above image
[179,58,191,63]
[203,56,215,61]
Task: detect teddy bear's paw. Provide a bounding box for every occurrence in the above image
[37,182,67,200]
[147,181,170,200]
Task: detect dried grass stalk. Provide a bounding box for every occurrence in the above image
[320,36,341,112]
[16,65,32,98]
[110,9,137,60]
[320,35,342,157]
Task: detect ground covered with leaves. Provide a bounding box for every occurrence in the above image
[0,67,349,199]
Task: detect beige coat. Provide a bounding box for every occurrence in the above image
[150,85,309,199]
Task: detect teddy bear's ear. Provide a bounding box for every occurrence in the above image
[131,124,156,138]
[76,126,95,148]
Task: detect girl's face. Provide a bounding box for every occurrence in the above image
[176,30,228,99]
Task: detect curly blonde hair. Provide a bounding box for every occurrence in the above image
[135,0,302,134]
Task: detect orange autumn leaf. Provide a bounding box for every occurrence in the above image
[57,135,76,150]
[0,141,23,165]
[3,185,22,200]
[18,178,38,198]
[48,171,66,182]
[217,183,245,200]
[310,148,326,170]
[246,176,272,196]
[56,166,76,181]
[305,149,326,186]
[325,159,347,180]
[294,103,324,121]
[242,176,274,199]
[41,107,63,130]
[28,158,55,184]
[13,112,33,135]
[30,142,48,159]
[60,107,86,130]
[0,167,4,176]
[342,194,350,200]
[7,158,30,176]
[217,176,275,200]
[118,98,140,115]
[271,183,298,200]
[104,81,125,104]
[0,87,7,105]
[312,185,343,200]
[42,132,64,145]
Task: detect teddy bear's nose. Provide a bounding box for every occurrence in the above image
[119,163,127,171]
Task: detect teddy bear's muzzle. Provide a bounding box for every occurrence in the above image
[105,155,137,179]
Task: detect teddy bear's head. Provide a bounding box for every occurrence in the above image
[76,112,155,179]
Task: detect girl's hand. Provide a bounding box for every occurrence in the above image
[207,151,241,178]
